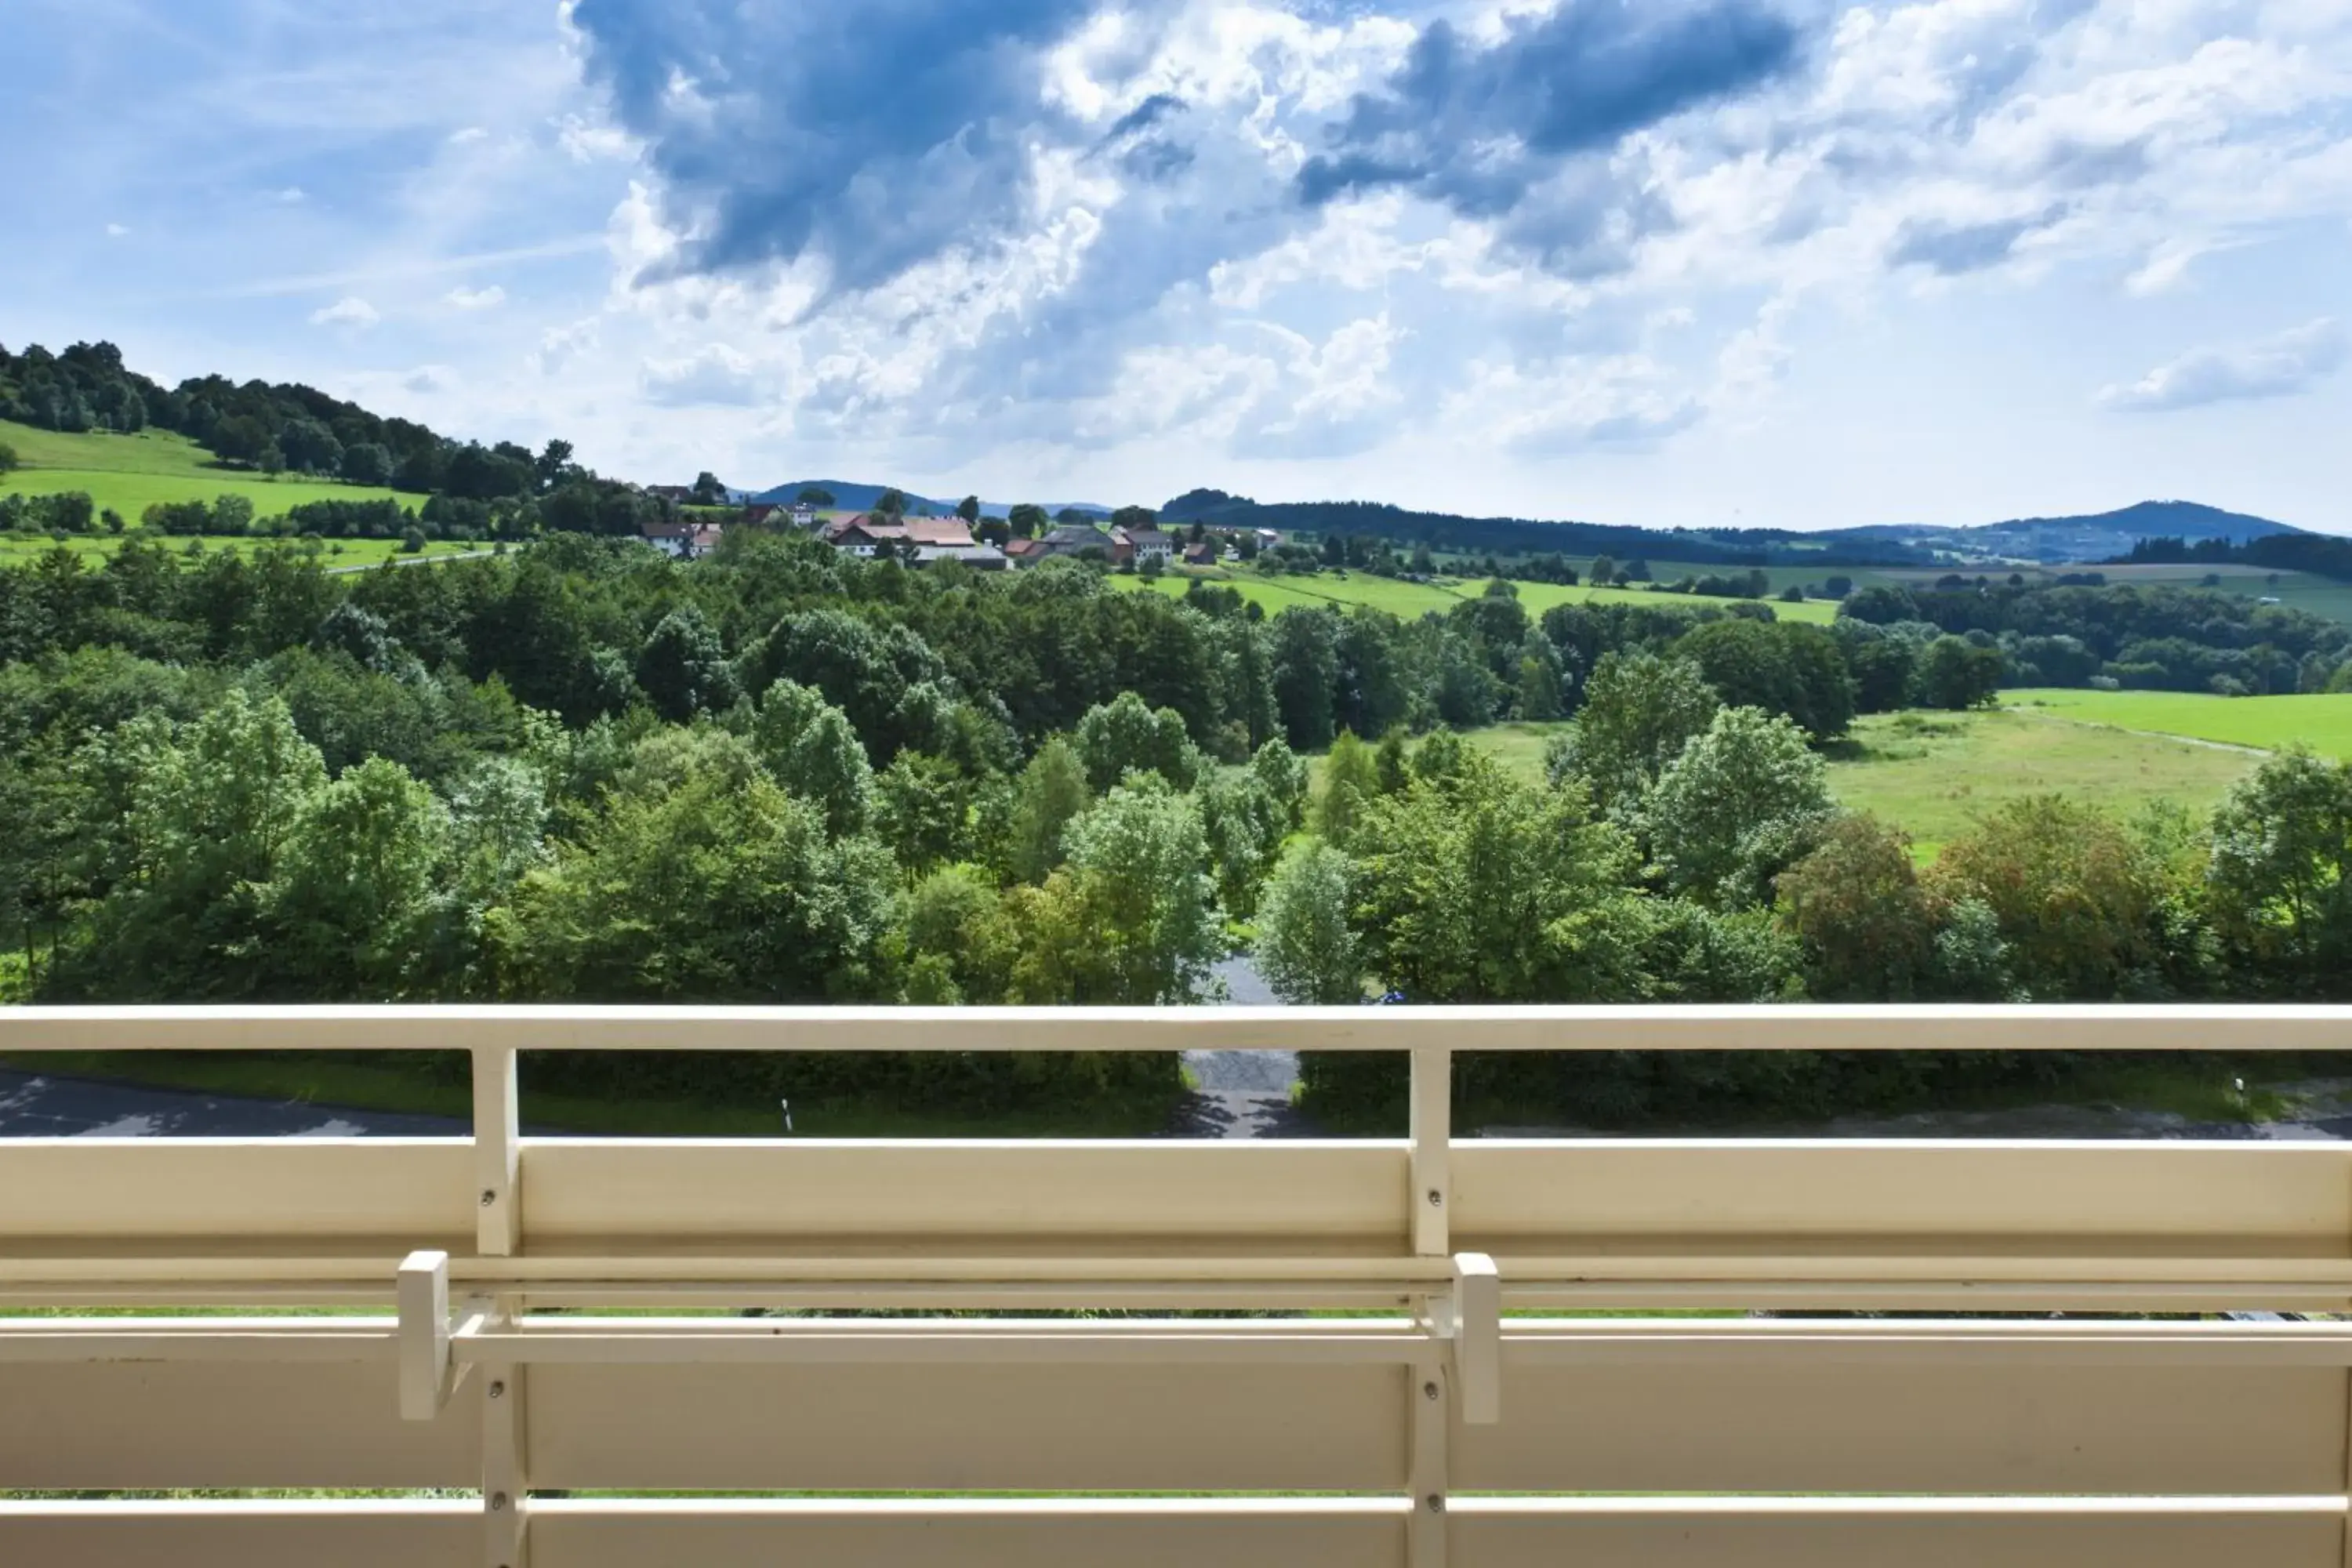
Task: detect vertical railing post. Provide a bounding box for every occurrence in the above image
[472,1044,528,1568]
[1410,1360,1450,1568]
[1408,1044,1454,1566]
[474,1045,521,1260]
[1410,1046,1451,1258]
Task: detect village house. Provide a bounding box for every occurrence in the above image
[640,521,724,561]
[822,514,989,565]
[1182,539,1218,568]
[1112,525,1174,567]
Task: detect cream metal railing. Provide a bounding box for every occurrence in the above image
[3,1004,2352,1566]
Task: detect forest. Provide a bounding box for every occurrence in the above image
[3,524,2350,1127]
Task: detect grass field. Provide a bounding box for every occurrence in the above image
[1120,567,1840,625]
[0,534,480,568]
[1823,709,2260,855]
[2005,688,2352,758]
[1,418,411,524]
[1449,707,2265,857]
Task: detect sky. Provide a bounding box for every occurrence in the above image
[5,0,2350,532]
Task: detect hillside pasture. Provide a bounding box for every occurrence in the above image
[1,419,410,524]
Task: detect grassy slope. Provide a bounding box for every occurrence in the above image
[1,418,410,524]
[2006,688,2352,757]
[1119,568,1840,625]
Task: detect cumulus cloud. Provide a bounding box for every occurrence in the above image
[104,223,129,238]
[1298,1,1803,220]
[567,0,1103,294]
[550,0,2352,488]
[641,343,761,405]
[308,296,379,328]
[445,284,508,310]
[2099,319,2348,412]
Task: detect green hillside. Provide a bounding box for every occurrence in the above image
[1,418,409,524]
[1119,566,1841,626]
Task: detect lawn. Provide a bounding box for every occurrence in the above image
[1824,708,2259,855]
[1119,567,1839,625]
[2005,687,2352,758]
[1,418,411,524]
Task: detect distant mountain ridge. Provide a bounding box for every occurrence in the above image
[744,480,2317,567]
[1843,501,2307,564]
[749,480,1109,519]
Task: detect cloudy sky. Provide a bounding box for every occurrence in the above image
[6,0,2350,530]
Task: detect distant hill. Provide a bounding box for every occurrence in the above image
[1156,488,1922,568]
[750,480,1109,520]
[1842,501,2306,564]
[1160,489,2317,568]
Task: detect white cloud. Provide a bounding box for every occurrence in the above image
[445,284,508,310]
[275,187,307,204]
[449,125,489,144]
[641,343,761,406]
[308,296,380,328]
[2100,318,2349,412]
[104,223,129,238]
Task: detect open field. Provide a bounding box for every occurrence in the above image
[2,418,409,523]
[0,533,480,568]
[1823,709,2261,855]
[1448,708,2263,857]
[1122,567,1841,625]
[2006,687,2352,757]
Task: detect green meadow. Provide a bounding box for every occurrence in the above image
[1,418,410,525]
[1120,565,1841,625]
[2005,687,2352,757]
[1450,705,2271,859]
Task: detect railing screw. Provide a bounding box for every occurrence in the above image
[1423,1381,1439,1401]
[1425,1494,1445,1513]
[488,1381,506,1399]
[481,1189,497,1207]
[489,1492,509,1512]
[1426,1189,1443,1207]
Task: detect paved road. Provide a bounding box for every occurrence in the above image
[1169,956,1312,1138]
[0,1068,466,1138]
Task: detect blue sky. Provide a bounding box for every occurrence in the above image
[6,0,2350,532]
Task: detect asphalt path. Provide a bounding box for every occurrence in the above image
[0,1067,466,1138]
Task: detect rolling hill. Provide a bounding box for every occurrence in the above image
[750,480,1109,519]
[1844,501,2306,564]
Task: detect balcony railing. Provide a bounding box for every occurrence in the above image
[3,1004,2351,1566]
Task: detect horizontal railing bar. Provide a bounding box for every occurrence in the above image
[17,1315,2352,1367]
[4,1003,2350,1053]
[7,1495,2342,1518]
[12,1252,2351,1287]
